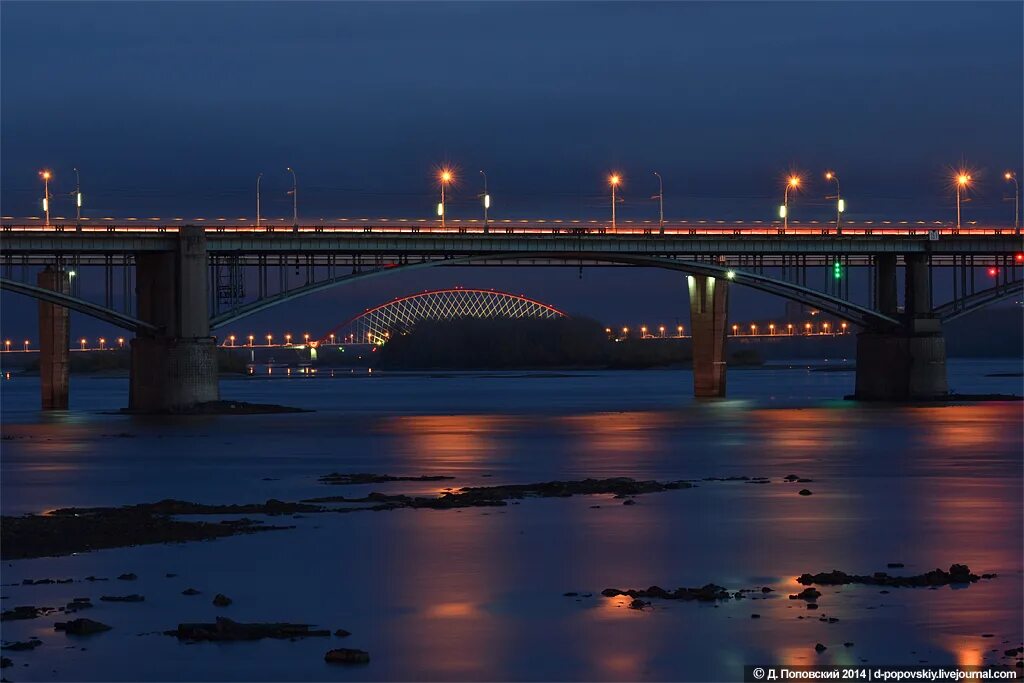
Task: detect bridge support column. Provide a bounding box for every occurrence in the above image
[37,266,70,410]
[128,226,219,412]
[875,254,898,317]
[854,254,947,401]
[687,274,728,398]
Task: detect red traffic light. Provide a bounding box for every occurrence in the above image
[1016,253,1023,263]
[987,267,999,277]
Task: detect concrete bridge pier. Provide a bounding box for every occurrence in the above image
[128,226,219,412]
[687,274,729,397]
[37,266,71,410]
[854,253,948,401]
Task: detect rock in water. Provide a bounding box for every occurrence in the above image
[100,595,144,603]
[333,629,351,638]
[212,594,232,607]
[324,648,370,664]
[815,643,827,653]
[798,489,813,496]
[54,618,112,635]
[167,617,330,641]
[181,588,201,596]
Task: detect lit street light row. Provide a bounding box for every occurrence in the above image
[34,165,1023,231]
[607,321,852,339]
[221,333,314,348]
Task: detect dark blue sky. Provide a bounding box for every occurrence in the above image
[1,1,1021,340]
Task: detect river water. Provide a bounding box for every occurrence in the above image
[1,360,1022,681]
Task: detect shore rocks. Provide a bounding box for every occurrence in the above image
[182,588,201,596]
[815,643,827,653]
[0,657,11,668]
[319,472,455,485]
[54,618,111,635]
[324,648,370,664]
[1,506,290,561]
[789,587,821,602]
[798,489,813,496]
[117,573,137,581]
[166,617,330,642]
[602,584,735,602]
[21,578,73,585]
[0,639,42,651]
[333,629,351,638]
[1,606,52,622]
[797,564,986,588]
[100,595,144,603]
[212,594,232,607]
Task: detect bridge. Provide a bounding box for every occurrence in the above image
[1,224,1021,410]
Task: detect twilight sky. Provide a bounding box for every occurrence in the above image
[1,1,1021,339]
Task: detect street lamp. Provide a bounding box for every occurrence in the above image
[955,172,971,230]
[787,323,793,335]
[1006,171,1020,233]
[285,333,292,346]
[3,340,9,352]
[118,337,125,348]
[732,324,739,335]
[609,174,622,232]
[99,338,106,350]
[40,170,52,227]
[23,340,29,352]
[825,171,843,233]
[286,167,298,227]
[438,168,454,228]
[677,324,684,337]
[80,338,87,350]
[640,325,648,338]
[769,323,776,335]
[750,324,757,335]
[804,322,812,335]
[479,170,490,233]
[659,325,666,337]
[780,175,800,232]
[248,334,255,347]
[840,322,848,334]
[329,333,336,344]
[303,333,310,345]
[266,334,273,346]
[228,335,236,347]
[652,172,664,234]
[256,173,263,228]
[73,167,82,224]
[822,323,830,335]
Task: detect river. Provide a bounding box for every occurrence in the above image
[1,360,1021,681]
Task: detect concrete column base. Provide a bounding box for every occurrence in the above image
[854,322,948,401]
[688,274,729,398]
[128,337,219,412]
[37,267,70,410]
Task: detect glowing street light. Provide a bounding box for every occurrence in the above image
[22,340,29,352]
[825,171,843,233]
[479,170,490,233]
[732,324,739,335]
[622,326,629,337]
[1006,171,1020,233]
[256,173,263,228]
[804,322,812,335]
[659,325,666,337]
[652,171,664,234]
[73,167,82,224]
[438,168,454,228]
[840,322,848,334]
[248,334,255,347]
[80,338,87,350]
[329,333,336,344]
[750,323,758,335]
[285,333,292,346]
[787,323,794,335]
[228,335,236,347]
[286,167,298,227]
[780,175,800,232]
[769,323,776,335]
[609,174,622,232]
[117,337,125,348]
[677,324,684,337]
[303,333,310,345]
[40,170,52,227]
[99,338,106,350]
[955,172,971,230]
[640,325,648,338]
[266,334,273,346]
[822,323,830,335]
[3,340,9,352]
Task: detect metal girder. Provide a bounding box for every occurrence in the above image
[0,277,158,333]
[934,280,1024,323]
[210,253,899,331]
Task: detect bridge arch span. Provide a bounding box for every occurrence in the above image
[322,288,567,344]
[0,277,157,333]
[210,252,899,331]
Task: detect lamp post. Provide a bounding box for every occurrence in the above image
[73,167,82,224]
[955,172,971,230]
[3,340,9,352]
[780,175,800,232]
[286,167,298,227]
[479,170,489,233]
[609,174,621,232]
[438,169,453,228]
[652,171,664,234]
[1006,171,1020,234]
[825,171,842,233]
[40,170,52,227]
[256,173,263,228]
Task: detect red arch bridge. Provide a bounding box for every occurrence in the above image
[0,226,1020,410]
[322,288,566,346]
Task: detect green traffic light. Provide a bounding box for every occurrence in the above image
[833,262,842,279]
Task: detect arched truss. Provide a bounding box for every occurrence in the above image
[933,280,1023,323]
[211,253,899,330]
[323,288,566,345]
[0,277,157,333]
